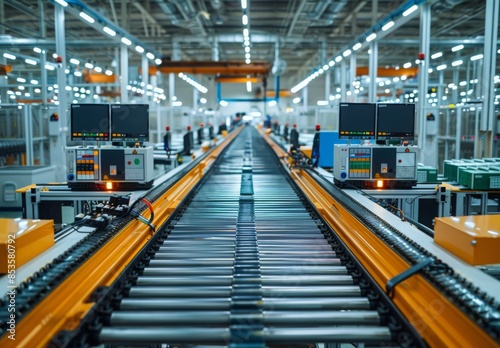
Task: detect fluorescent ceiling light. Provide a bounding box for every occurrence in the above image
[172,101,182,107]
[451,44,464,52]
[452,59,463,66]
[69,58,80,65]
[54,0,68,6]
[244,41,250,47]
[353,43,362,51]
[94,66,102,72]
[52,53,58,59]
[436,64,447,71]
[382,21,394,31]
[245,53,251,59]
[328,60,335,66]
[268,100,277,107]
[243,28,249,37]
[317,100,328,106]
[245,59,251,64]
[121,37,132,45]
[33,47,42,53]
[242,15,248,25]
[335,56,342,62]
[25,58,37,65]
[323,64,329,70]
[103,26,116,36]
[403,62,412,69]
[470,54,483,61]
[155,58,162,65]
[246,81,252,92]
[31,79,38,84]
[146,52,155,60]
[431,52,442,59]
[403,4,418,17]
[45,64,55,71]
[3,53,16,60]
[343,49,351,57]
[79,12,95,24]
[366,33,377,42]
[241,0,247,9]
[17,77,26,83]
[85,62,94,69]
[245,46,250,53]
[135,45,144,53]
[220,100,228,106]
[200,97,207,104]
[318,68,324,74]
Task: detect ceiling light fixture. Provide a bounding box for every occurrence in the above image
[353,43,362,51]
[470,54,483,61]
[79,12,95,23]
[436,64,447,71]
[3,53,16,60]
[451,59,463,66]
[403,4,418,17]
[54,0,68,6]
[241,0,247,9]
[431,52,443,59]
[103,26,116,36]
[242,15,248,25]
[451,44,464,52]
[25,58,37,65]
[382,21,394,31]
[121,37,132,45]
[366,33,377,42]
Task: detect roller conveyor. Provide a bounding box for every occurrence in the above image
[96,127,412,347]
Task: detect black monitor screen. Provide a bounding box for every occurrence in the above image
[376,103,415,140]
[111,104,149,141]
[71,104,110,141]
[338,103,376,139]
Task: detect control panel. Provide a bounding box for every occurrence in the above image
[333,144,418,189]
[66,146,154,190]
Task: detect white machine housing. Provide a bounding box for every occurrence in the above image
[66,146,154,190]
[333,144,418,189]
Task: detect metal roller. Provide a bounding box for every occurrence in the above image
[99,326,392,344]
[128,285,362,298]
[109,310,381,326]
[118,297,369,311]
[96,128,400,347]
[141,265,348,276]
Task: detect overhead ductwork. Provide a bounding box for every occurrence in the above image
[309,0,348,27]
[155,0,206,36]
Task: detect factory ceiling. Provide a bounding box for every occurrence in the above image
[0,0,493,88]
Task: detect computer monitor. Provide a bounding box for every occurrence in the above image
[110,104,149,142]
[376,103,415,140]
[70,104,110,141]
[338,103,376,139]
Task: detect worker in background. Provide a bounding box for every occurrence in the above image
[311,124,320,168]
[163,126,171,158]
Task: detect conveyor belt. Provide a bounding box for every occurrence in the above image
[86,127,421,347]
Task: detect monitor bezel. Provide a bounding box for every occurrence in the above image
[70,103,110,141]
[338,102,377,140]
[110,104,150,142]
[376,103,416,141]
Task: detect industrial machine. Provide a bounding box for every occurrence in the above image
[66,146,154,190]
[67,103,154,190]
[333,144,418,189]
